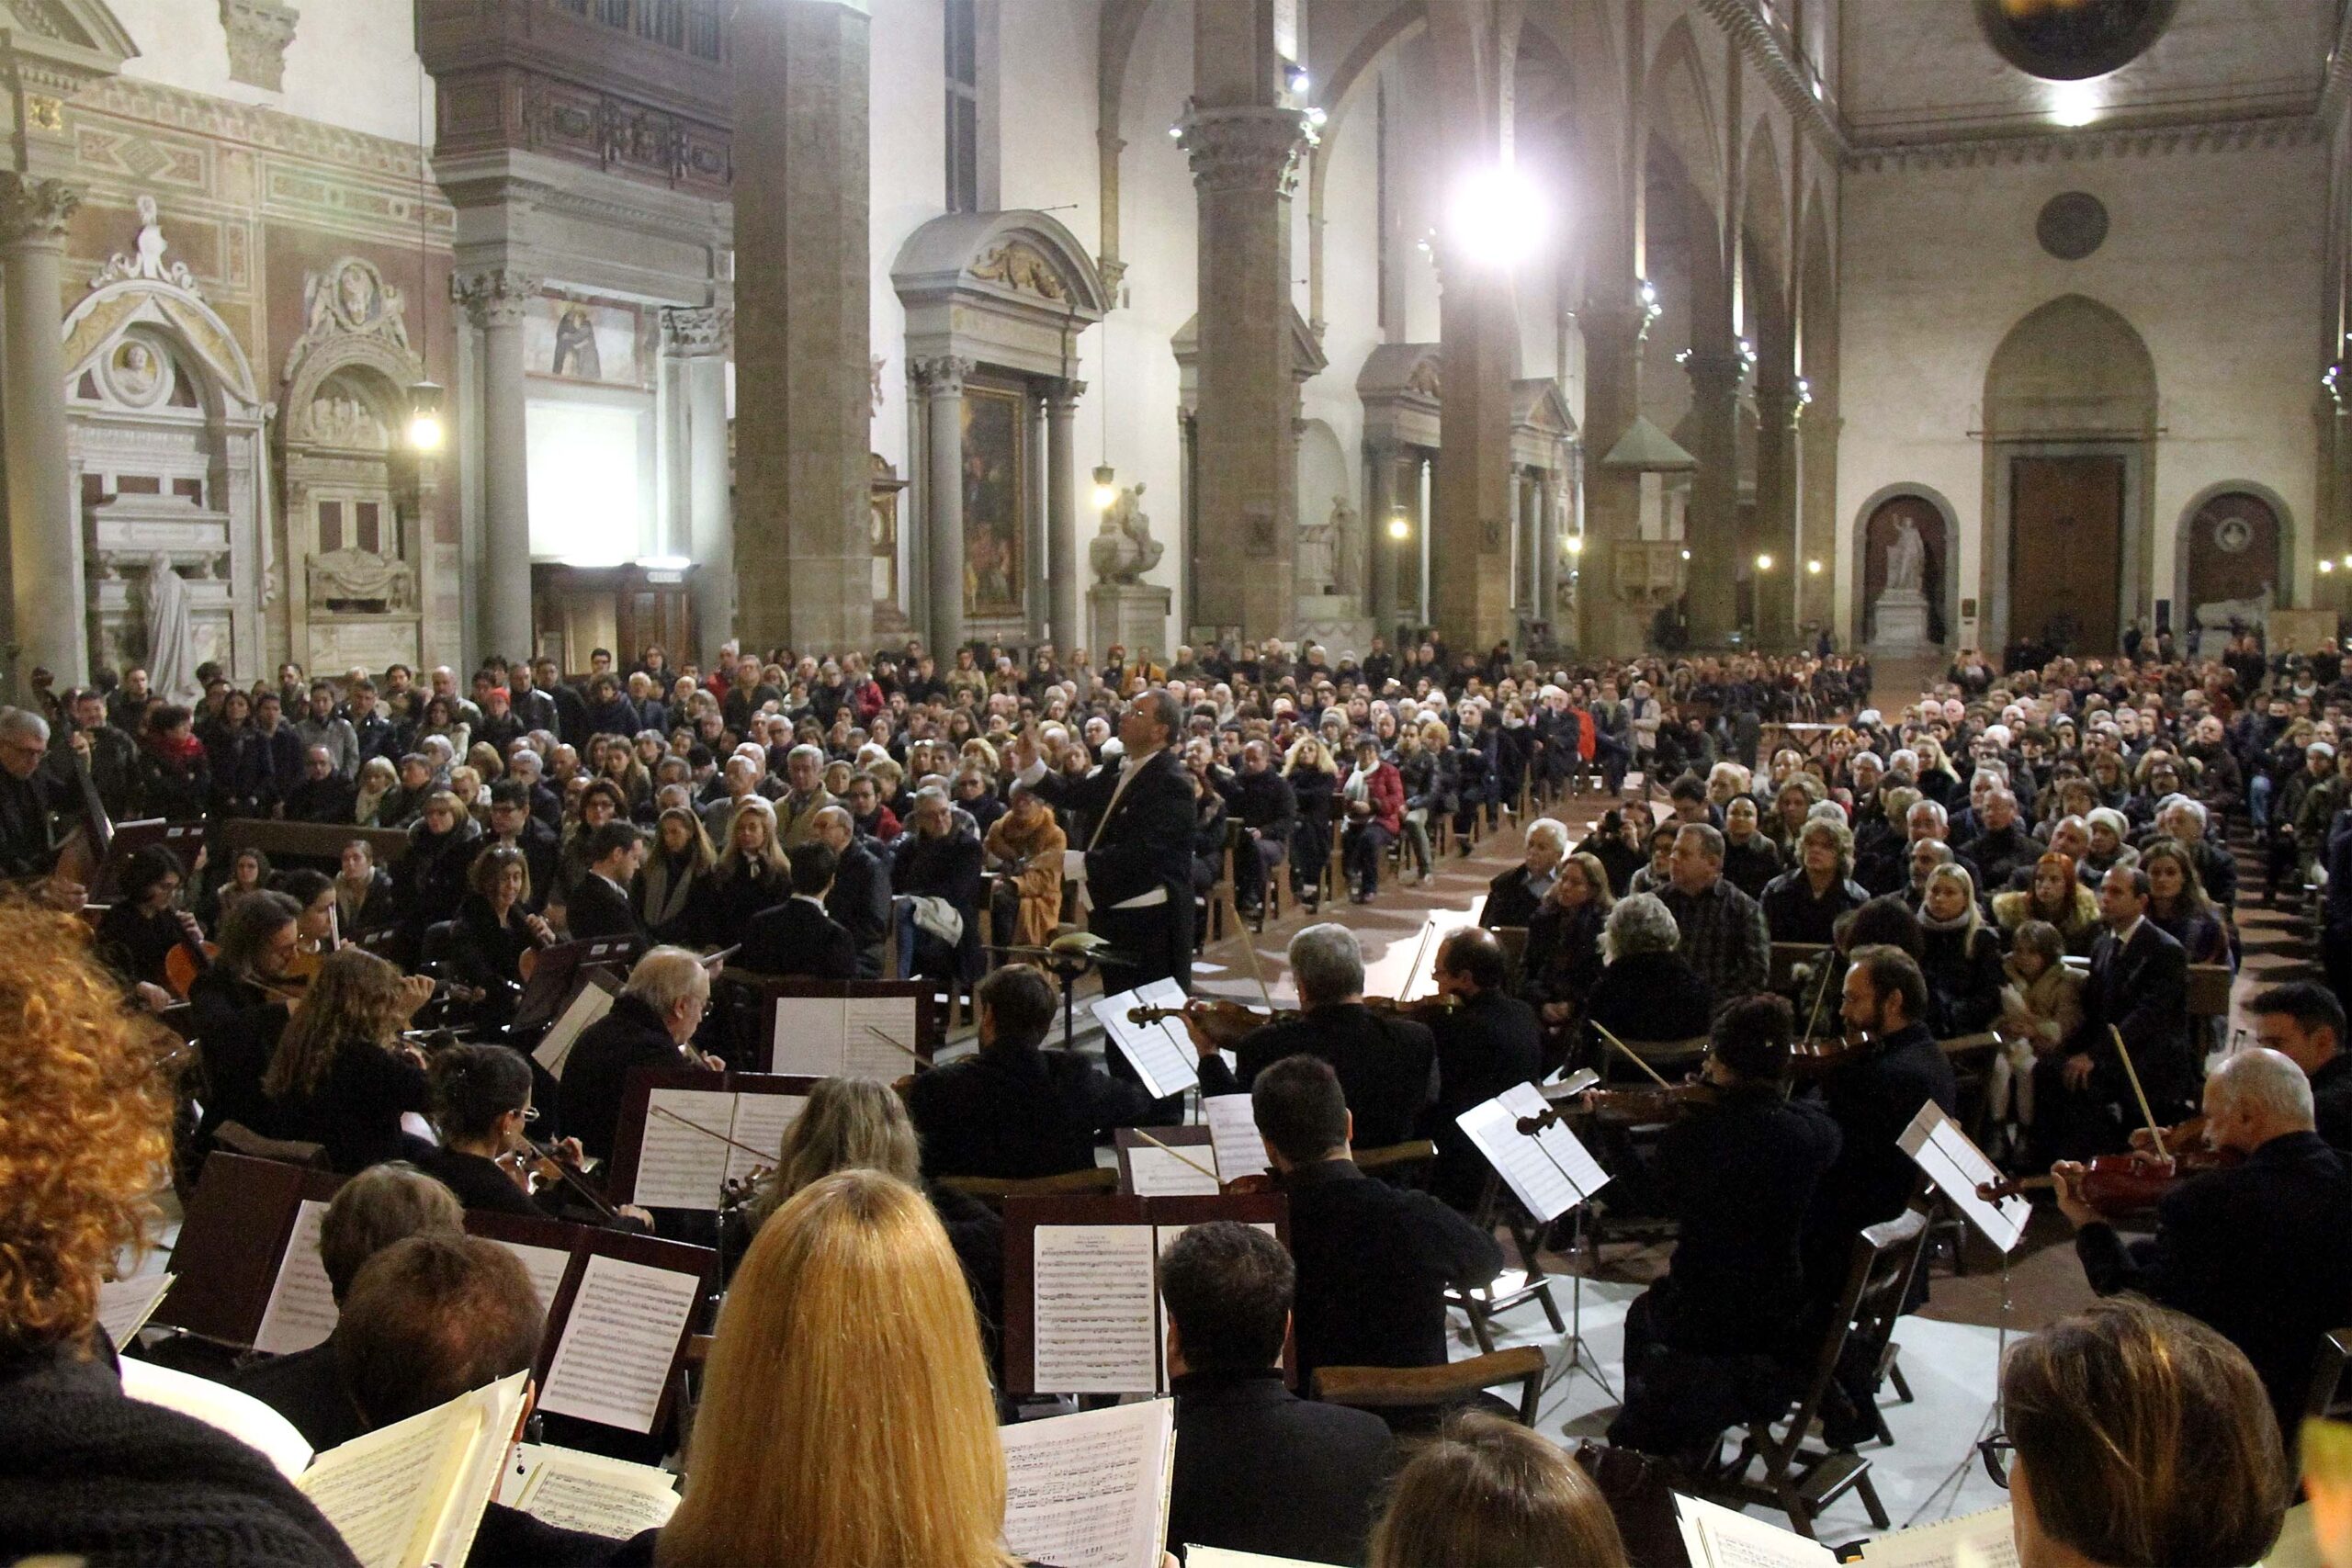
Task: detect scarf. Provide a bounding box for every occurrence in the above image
[142,730,204,768]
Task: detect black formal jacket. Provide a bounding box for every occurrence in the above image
[1197,1002,1437,1151]
[1804,1021,1956,1301]
[1428,988,1545,1209]
[561,994,689,1164]
[566,870,646,943]
[741,896,858,980]
[2315,1051,2352,1155]
[1031,747,1196,908]
[827,833,894,977]
[0,1335,360,1567]
[2077,1131,2352,1442]
[267,1038,432,1174]
[1481,863,1552,929]
[1282,1159,1503,1387]
[1650,1089,1843,1358]
[187,968,292,1139]
[2072,918,2196,1112]
[905,1032,1159,1179]
[231,1338,365,1454]
[1166,1367,1396,1566]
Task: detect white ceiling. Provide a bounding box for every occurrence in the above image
[1838,0,2338,143]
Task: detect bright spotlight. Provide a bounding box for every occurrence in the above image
[1091,464,1120,511]
[1805,558,1824,575]
[1448,164,1549,269]
[1754,553,1773,572]
[1563,535,1585,556]
[405,380,445,453]
[2049,79,2104,128]
[1387,514,1411,541]
[2325,559,2339,575]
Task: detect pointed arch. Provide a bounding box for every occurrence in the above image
[1644,17,1722,221]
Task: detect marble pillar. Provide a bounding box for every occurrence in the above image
[1367,440,1399,634]
[734,0,871,651]
[1182,0,1306,644]
[1683,348,1744,647]
[458,269,537,664]
[1046,379,1081,649]
[1433,266,1516,650]
[1752,378,1800,650]
[1534,471,1560,633]
[1802,402,1841,640]
[0,175,84,687]
[917,355,973,657]
[666,306,734,659]
[1577,299,1650,658]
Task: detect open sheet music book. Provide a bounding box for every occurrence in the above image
[1000,1399,1176,1568]
[1851,1505,2018,1567]
[1115,1127,1222,1196]
[533,970,618,1080]
[1456,1081,1611,1223]
[297,1371,528,1568]
[497,1443,680,1540]
[535,1251,706,1434]
[1674,1495,2018,1568]
[1091,977,1200,1099]
[1897,1102,2030,1255]
[767,988,925,1077]
[1204,1095,1268,1182]
[626,1085,808,1208]
[96,1271,175,1346]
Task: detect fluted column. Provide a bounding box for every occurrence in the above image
[0,175,85,687]
[916,355,973,657]
[1683,349,1745,647]
[1753,378,1800,649]
[1046,379,1081,648]
[665,306,733,659]
[458,269,539,664]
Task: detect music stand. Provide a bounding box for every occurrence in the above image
[514,936,642,1032]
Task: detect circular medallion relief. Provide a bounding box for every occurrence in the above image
[101,336,170,409]
[1977,0,2177,81]
[2212,515,2254,555]
[2036,192,2109,261]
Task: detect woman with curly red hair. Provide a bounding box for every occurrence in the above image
[0,900,358,1563]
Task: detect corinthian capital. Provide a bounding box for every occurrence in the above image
[1178,107,1307,197]
[455,268,540,330]
[0,175,79,245]
[662,305,731,356]
[910,355,976,396]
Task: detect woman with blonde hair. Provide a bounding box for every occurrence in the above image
[1917,862,2003,1039]
[639,805,716,943]
[651,1170,1024,1568]
[262,945,436,1172]
[1283,732,1340,911]
[692,795,791,937]
[1367,1413,1627,1568]
[352,753,399,826]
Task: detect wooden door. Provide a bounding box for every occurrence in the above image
[2009,456,2123,655]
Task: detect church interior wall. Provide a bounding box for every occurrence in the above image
[108,0,432,147]
[1837,135,2325,652]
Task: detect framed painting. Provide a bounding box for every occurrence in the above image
[524,295,645,388]
[961,381,1027,619]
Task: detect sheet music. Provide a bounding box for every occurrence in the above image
[724,1091,808,1190]
[844,994,923,1079]
[629,1088,736,1208]
[1204,1094,1267,1181]
[1675,1492,1838,1568]
[1898,1101,2030,1255]
[491,1241,574,1314]
[96,1271,175,1345]
[534,980,615,1080]
[512,1446,681,1540]
[1031,1224,1159,1393]
[770,997,847,1076]
[297,1372,524,1568]
[254,1200,338,1355]
[537,1255,701,1433]
[1457,1100,1581,1223]
[1000,1398,1176,1568]
[1091,982,1200,1100]
[1125,1144,1221,1198]
[1855,1505,2018,1568]
[1186,1551,1333,1568]
[1500,1082,1610,1196]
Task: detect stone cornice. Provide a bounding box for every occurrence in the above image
[79,73,434,183]
[1844,112,2325,174]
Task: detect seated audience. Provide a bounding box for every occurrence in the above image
[984,782,1068,949]
[894,784,987,984]
[1366,1413,1628,1568]
[1917,863,2004,1039]
[1582,894,1716,1064]
[1657,823,1771,1001]
[566,819,649,942]
[1990,919,2083,1160]
[1520,849,1612,1037]
[1483,818,1566,929]
[1759,818,1871,946]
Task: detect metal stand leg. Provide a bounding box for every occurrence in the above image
[1542,1201,1617,1402]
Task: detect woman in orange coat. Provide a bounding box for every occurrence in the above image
[983,782,1067,950]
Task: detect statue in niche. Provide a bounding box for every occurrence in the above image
[309,546,414,611]
[1883,517,1926,594]
[143,554,197,705]
[114,342,161,402]
[1329,494,1360,595]
[1088,483,1163,585]
[1297,509,1338,594]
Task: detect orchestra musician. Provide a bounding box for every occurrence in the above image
[1424,927,1544,1210]
[437,843,554,1029]
[186,890,304,1141]
[560,947,714,1166]
[414,1043,650,1230]
[92,844,202,1001]
[0,706,86,908]
[258,947,437,1174]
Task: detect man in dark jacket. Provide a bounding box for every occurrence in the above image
[741,843,858,980]
[891,787,986,984]
[905,964,1158,1179]
[1426,927,1545,1210]
[1160,1222,1395,1565]
[281,745,357,824]
[1192,922,1435,1150]
[1254,1055,1501,1386]
[559,946,708,1163]
[812,804,891,977]
[2061,1047,2352,1445]
[564,820,647,943]
[1218,739,1297,919]
[2034,865,2193,1164]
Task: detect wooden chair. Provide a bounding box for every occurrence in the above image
[1354,1138,1439,1183]
[1598,1033,1710,1085]
[1702,1208,1928,1538]
[1447,1169,1566,1353]
[2308,1326,2352,1420]
[937,1166,1119,1210]
[1314,1346,1547,1427]
[210,1121,330,1169]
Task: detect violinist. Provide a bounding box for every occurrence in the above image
[2057,1047,2352,1445]
[259,946,437,1173]
[1426,928,1544,1210]
[1190,923,1435,1150]
[439,844,553,1028]
[1611,996,1842,1463]
[93,844,201,1000]
[0,705,85,908]
[186,890,303,1141]
[414,1043,650,1230]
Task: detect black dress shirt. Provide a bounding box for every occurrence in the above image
[741,896,858,980]
[1281,1158,1502,1387]
[905,1033,1159,1179]
[1427,989,1545,1208]
[1166,1367,1395,1565]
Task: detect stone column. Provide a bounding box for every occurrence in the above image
[1433,262,1517,650]
[1534,471,1560,633]
[1578,298,1649,658]
[1682,348,1744,647]
[916,355,973,658]
[1181,3,1306,643]
[0,175,84,687]
[458,269,538,665]
[1753,378,1800,649]
[1366,439,1398,633]
[665,307,734,660]
[1801,401,1840,638]
[733,0,871,651]
[1046,379,1081,649]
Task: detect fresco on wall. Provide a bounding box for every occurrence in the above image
[961,383,1026,619]
[525,296,644,387]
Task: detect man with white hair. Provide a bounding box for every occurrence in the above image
[775,741,832,848]
[2058,1045,2352,1443]
[0,706,81,907]
[1484,818,1567,927]
[560,945,714,1164]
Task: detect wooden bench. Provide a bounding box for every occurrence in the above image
[216,818,410,870]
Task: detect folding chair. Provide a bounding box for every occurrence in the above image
[1314,1346,1547,1428]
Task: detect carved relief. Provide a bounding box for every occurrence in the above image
[970,242,1068,301]
[91,193,195,290]
[282,256,409,382]
[0,172,78,244]
[220,0,298,92]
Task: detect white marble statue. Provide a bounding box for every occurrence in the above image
[1333,495,1363,598]
[2194,581,2273,633]
[309,546,415,609]
[143,553,197,704]
[1296,512,1337,592]
[1883,517,1926,594]
[1089,483,1163,584]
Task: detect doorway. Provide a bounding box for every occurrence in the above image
[530,563,695,680]
[2008,455,2124,655]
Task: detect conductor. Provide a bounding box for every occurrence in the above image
[1012,688,1197,998]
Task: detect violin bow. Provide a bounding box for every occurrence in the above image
[2109,1023,2169,1159]
[649,1102,777,1163]
[1800,954,1831,1043]
[1224,888,1277,1010]
[1129,1127,1220,1185]
[1589,1020,1675,1090]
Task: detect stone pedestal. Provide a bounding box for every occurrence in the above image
[1871,588,1931,653]
[1090,581,1171,661]
[1295,592,1374,659]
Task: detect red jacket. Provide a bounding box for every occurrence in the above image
[1343,760,1405,836]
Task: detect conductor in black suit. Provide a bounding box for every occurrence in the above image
[2034,864,2194,1164]
[1190,922,1436,1150]
[1012,689,1197,998]
[2059,1047,2352,1445]
[565,820,647,943]
[1426,927,1545,1210]
[740,842,858,980]
[1159,1222,1396,1565]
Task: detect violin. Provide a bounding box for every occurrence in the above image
[1363,995,1461,1023]
[162,931,219,999]
[1572,1080,1719,1125]
[1976,1148,2244,1218]
[1130,998,1295,1052]
[1788,1032,1876,1080]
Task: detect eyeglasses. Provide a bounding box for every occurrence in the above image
[1977,1434,2015,1490]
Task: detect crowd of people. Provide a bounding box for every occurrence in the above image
[3,625,2349,1568]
